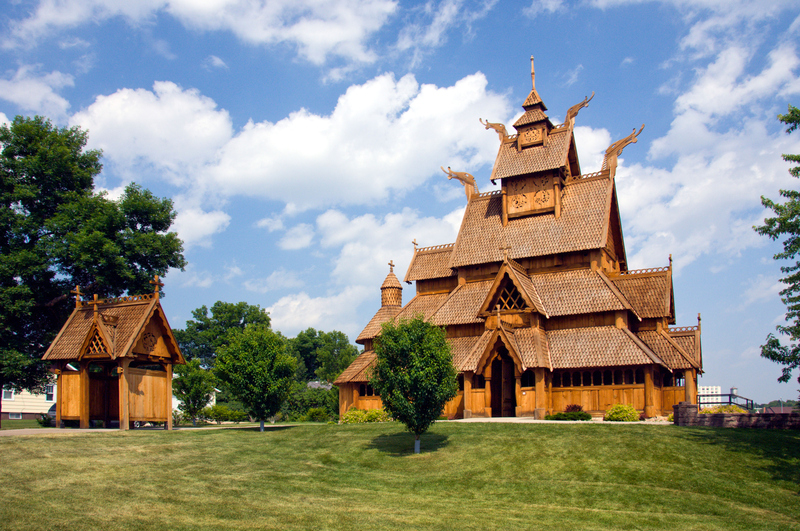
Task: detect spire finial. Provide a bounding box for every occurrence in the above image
[388,260,395,273]
[70,285,82,308]
[412,239,418,250]
[150,274,164,298]
[669,254,673,268]
[530,55,535,90]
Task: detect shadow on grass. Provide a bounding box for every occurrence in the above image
[367,431,449,456]
[677,427,800,491]
[187,425,297,434]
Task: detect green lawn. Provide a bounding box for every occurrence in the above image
[0,418,41,430]
[1,422,798,530]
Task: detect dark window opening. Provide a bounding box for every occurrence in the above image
[552,373,561,388]
[457,374,464,391]
[583,371,591,386]
[635,368,644,384]
[614,370,623,385]
[624,369,634,385]
[674,371,685,387]
[521,370,535,388]
[593,371,602,386]
[603,370,613,386]
[474,375,486,389]
[563,372,572,387]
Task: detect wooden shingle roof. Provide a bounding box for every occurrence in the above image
[394,292,450,322]
[355,306,402,344]
[432,281,492,326]
[42,294,183,363]
[636,330,699,371]
[546,326,664,369]
[448,177,612,269]
[334,350,376,384]
[513,108,549,128]
[507,327,552,371]
[489,128,571,182]
[531,269,626,317]
[611,268,673,319]
[404,244,455,282]
[454,330,493,372]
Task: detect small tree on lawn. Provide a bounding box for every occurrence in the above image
[215,325,295,432]
[173,359,216,426]
[370,316,458,454]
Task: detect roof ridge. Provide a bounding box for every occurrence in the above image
[621,327,667,368]
[618,266,670,276]
[416,243,455,253]
[657,328,701,370]
[596,269,641,321]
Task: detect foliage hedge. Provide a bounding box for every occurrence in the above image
[700,405,749,414]
[340,408,392,424]
[545,411,592,421]
[603,404,639,422]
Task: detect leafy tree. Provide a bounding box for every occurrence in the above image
[286,328,324,381]
[0,116,185,426]
[315,331,358,384]
[370,316,458,453]
[280,381,338,421]
[174,301,271,368]
[755,105,800,385]
[215,325,296,432]
[173,359,217,426]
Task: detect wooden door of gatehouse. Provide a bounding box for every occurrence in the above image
[490,352,516,417]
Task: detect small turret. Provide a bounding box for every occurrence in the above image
[381,260,402,307]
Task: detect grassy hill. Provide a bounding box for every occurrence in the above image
[1,422,798,530]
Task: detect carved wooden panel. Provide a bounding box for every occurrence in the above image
[506,175,554,216]
[518,126,543,148]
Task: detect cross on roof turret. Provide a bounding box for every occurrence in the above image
[388,260,395,273]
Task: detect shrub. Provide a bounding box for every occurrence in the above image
[340,408,392,424]
[604,404,639,422]
[700,405,748,414]
[545,411,592,421]
[36,414,53,427]
[302,407,331,422]
[564,404,584,413]
[668,413,674,423]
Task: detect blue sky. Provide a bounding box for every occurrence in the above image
[2,0,800,402]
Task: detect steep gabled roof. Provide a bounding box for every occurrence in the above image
[636,330,700,371]
[546,326,665,369]
[43,294,185,363]
[478,260,547,317]
[394,292,450,323]
[448,176,613,269]
[334,350,376,384]
[489,128,571,182]
[611,267,673,320]
[404,244,456,282]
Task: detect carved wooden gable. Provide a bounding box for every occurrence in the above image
[505,174,556,217]
[132,316,171,359]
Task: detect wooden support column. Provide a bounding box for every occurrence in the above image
[79,361,90,429]
[55,363,63,428]
[514,375,523,417]
[463,372,472,419]
[484,378,492,418]
[103,365,111,428]
[644,366,656,418]
[684,369,697,404]
[118,358,131,431]
[534,368,546,420]
[165,362,173,430]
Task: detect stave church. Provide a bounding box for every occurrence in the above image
[335,60,702,419]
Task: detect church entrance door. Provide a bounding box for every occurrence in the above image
[490,350,516,417]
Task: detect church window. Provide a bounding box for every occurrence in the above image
[563,372,572,387]
[614,370,623,385]
[663,373,673,387]
[359,384,366,396]
[583,371,591,386]
[593,371,602,386]
[457,374,464,391]
[674,371,685,387]
[603,371,613,386]
[552,373,561,388]
[474,375,486,389]
[496,279,526,311]
[635,369,644,385]
[521,370,535,388]
[624,369,634,385]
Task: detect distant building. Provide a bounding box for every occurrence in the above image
[698,385,721,406]
[2,386,57,420]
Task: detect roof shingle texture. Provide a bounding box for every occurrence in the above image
[491,128,570,180]
[431,281,492,326]
[636,331,695,370]
[381,272,402,289]
[404,245,455,282]
[334,350,376,384]
[531,269,625,316]
[43,300,155,360]
[546,326,655,369]
[448,178,610,268]
[513,109,549,128]
[356,306,402,344]
[611,272,671,318]
[669,332,700,367]
[507,327,551,370]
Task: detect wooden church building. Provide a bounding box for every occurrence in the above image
[335,60,702,419]
[42,277,185,429]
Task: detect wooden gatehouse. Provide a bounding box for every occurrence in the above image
[335,59,703,419]
[42,277,185,429]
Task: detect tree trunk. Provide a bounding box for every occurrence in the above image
[414,434,420,454]
[260,419,265,432]
[192,417,197,427]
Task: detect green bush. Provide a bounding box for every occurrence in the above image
[545,411,592,421]
[302,407,331,422]
[668,413,674,423]
[603,404,639,422]
[340,408,392,424]
[36,414,53,427]
[700,405,748,414]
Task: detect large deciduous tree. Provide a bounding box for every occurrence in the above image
[0,116,185,425]
[755,104,800,385]
[370,316,458,454]
[174,301,271,368]
[173,359,217,426]
[215,325,295,432]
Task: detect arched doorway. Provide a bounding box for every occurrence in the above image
[490,348,516,417]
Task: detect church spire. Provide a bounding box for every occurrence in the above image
[380,261,402,307]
